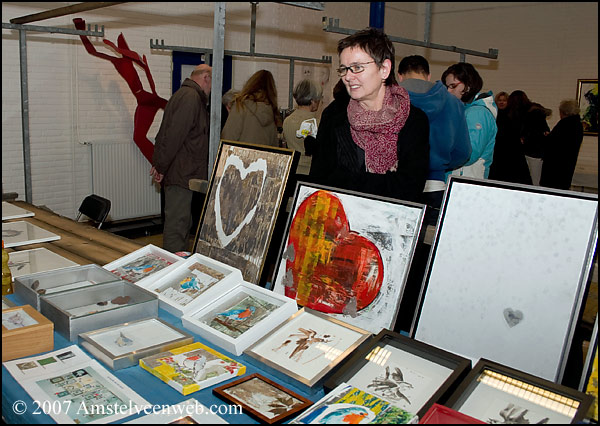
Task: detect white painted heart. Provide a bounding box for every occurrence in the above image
[214,153,267,248]
[503,308,524,328]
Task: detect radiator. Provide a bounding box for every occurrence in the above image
[90,141,161,221]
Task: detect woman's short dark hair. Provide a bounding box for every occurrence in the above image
[441,62,483,103]
[337,27,397,86]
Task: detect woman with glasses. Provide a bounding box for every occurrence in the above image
[309,27,429,203]
[441,62,498,179]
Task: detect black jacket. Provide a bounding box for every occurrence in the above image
[309,95,429,203]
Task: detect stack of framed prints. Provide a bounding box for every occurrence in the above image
[2,202,34,220]
[103,244,182,288]
[13,264,122,310]
[182,280,297,355]
[139,341,246,395]
[141,252,243,317]
[270,182,425,335]
[445,359,594,424]
[40,280,158,341]
[245,308,371,389]
[213,373,312,424]
[324,330,471,419]
[2,304,53,361]
[8,248,78,279]
[412,176,598,382]
[193,140,297,284]
[78,318,194,370]
[290,383,416,424]
[125,398,228,424]
[2,220,60,248]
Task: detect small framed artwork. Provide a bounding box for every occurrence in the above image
[193,140,297,284]
[244,308,371,388]
[419,404,485,424]
[8,248,78,279]
[445,358,594,424]
[213,373,312,424]
[2,220,60,248]
[270,182,424,335]
[142,252,243,317]
[289,382,416,424]
[2,202,34,220]
[576,79,598,136]
[412,176,598,382]
[78,318,194,370]
[103,244,182,288]
[324,329,471,419]
[181,280,297,355]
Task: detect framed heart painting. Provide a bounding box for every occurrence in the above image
[193,140,297,284]
[269,182,425,334]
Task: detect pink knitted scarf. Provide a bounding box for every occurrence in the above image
[347,84,411,174]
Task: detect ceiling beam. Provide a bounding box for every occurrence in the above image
[10,2,126,25]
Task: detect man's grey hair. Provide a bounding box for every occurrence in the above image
[559,99,580,117]
[293,79,323,106]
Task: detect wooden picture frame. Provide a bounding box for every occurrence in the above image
[269,181,425,335]
[577,79,598,136]
[412,176,598,383]
[2,304,54,361]
[324,329,471,419]
[245,308,371,388]
[445,358,594,424]
[213,373,312,424]
[193,140,297,284]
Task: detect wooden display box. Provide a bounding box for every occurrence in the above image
[2,304,53,361]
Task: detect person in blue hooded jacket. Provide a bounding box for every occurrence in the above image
[442,62,498,179]
[398,55,471,226]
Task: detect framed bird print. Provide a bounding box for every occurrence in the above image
[324,329,471,419]
[270,182,425,335]
[78,318,194,370]
[244,308,371,388]
[181,280,297,356]
[445,359,594,424]
[213,373,312,424]
[193,140,297,285]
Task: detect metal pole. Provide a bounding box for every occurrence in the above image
[250,2,257,55]
[288,59,295,110]
[19,29,32,203]
[424,2,432,45]
[209,3,226,176]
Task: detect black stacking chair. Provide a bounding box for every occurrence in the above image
[76,194,111,229]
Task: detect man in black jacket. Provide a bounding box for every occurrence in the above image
[151,64,212,253]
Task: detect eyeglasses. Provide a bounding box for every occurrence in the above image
[446,82,462,90]
[336,61,375,77]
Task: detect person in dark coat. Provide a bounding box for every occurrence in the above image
[310,28,429,203]
[151,64,212,253]
[540,99,584,190]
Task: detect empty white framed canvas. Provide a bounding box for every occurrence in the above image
[412,176,598,383]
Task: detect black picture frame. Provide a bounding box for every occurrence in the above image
[446,358,594,424]
[323,329,471,419]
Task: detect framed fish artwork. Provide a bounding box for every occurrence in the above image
[269,182,425,335]
[445,359,594,424]
[193,140,297,285]
[103,244,182,288]
[142,253,243,318]
[78,318,194,370]
[244,308,371,388]
[213,373,312,424]
[182,280,297,356]
[324,329,471,419]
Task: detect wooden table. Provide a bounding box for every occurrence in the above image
[3,201,143,266]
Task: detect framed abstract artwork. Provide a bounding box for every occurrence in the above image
[270,182,425,335]
[445,359,594,424]
[193,140,297,284]
[78,318,194,370]
[577,79,598,136]
[213,373,312,424]
[324,329,471,419]
[245,308,371,387]
[289,383,416,424]
[141,252,243,317]
[103,244,182,288]
[182,280,297,355]
[412,176,598,383]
